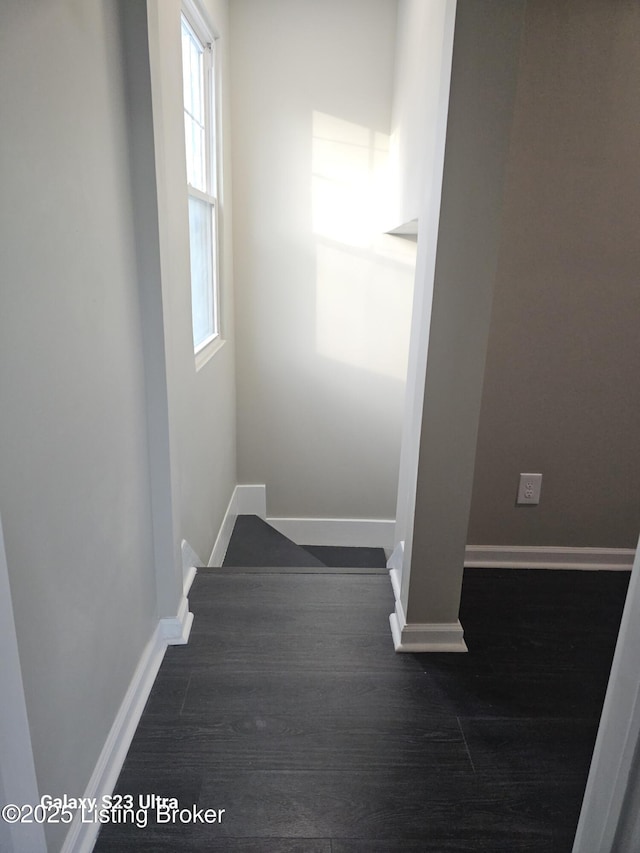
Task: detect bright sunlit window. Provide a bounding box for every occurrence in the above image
[181,3,220,354]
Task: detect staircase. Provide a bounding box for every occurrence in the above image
[218,514,388,571]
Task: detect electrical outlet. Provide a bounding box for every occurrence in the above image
[517,473,542,505]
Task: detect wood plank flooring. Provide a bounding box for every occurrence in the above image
[93,567,629,852]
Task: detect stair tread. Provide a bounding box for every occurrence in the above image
[198,565,390,575]
[221,515,326,568]
[301,545,387,568]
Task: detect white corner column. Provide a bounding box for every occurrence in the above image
[572,533,640,852]
[391,0,457,591]
[391,0,526,652]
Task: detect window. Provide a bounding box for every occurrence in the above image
[181,5,220,355]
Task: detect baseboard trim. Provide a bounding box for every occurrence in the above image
[160,595,193,646]
[183,565,197,596]
[387,540,404,572]
[236,484,267,516]
[60,623,166,853]
[209,489,237,567]
[181,539,202,588]
[209,485,267,567]
[210,492,635,572]
[267,517,395,549]
[389,598,467,653]
[464,545,635,572]
[389,566,402,602]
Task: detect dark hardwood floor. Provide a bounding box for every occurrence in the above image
[93,526,629,852]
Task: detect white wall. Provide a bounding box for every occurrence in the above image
[0,2,157,849]
[148,0,237,565]
[0,0,238,849]
[388,0,451,230]
[230,0,415,520]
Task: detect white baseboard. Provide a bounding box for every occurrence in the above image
[387,540,404,572]
[389,566,402,602]
[209,484,636,571]
[209,489,237,567]
[160,595,194,646]
[61,624,167,853]
[236,484,267,516]
[267,517,395,549]
[386,542,634,574]
[183,565,197,596]
[208,487,635,572]
[389,598,467,653]
[386,542,633,652]
[209,485,267,567]
[181,539,202,587]
[464,545,635,571]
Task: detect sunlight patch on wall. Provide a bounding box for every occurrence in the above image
[315,237,416,382]
[312,111,391,249]
[312,111,416,381]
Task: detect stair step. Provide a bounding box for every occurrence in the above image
[199,565,389,575]
[301,545,387,569]
[221,515,326,568]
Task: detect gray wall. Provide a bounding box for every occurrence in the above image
[0,2,157,849]
[468,0,640,548]
[230,0,415,520]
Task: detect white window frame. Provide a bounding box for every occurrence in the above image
[181,0,222,367]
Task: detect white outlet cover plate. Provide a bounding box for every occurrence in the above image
[517,473,542,505]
